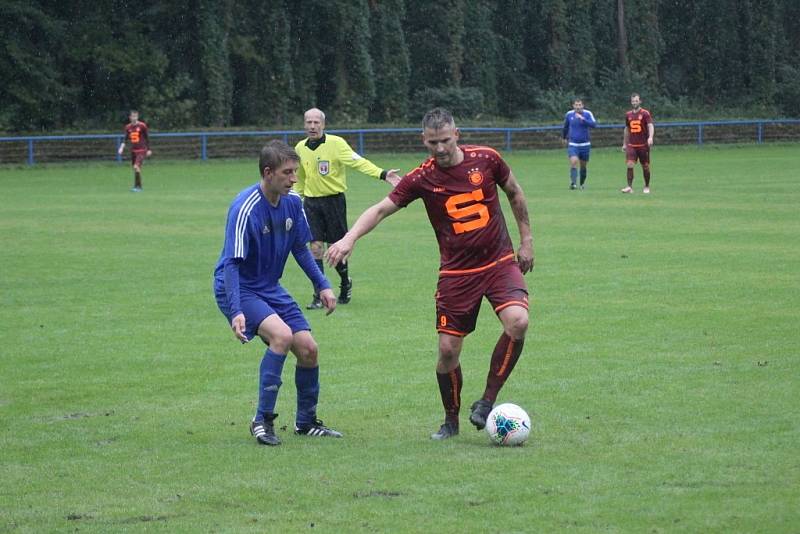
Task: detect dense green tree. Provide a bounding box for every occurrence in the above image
[1,0,798,131]
[368,0,411,122]
[624,0,663,88]
[405,0,466,94]
[196,0,233,126]
[0,1,65,130]
[230,1,293,126]
[288,0,326,117]
[461,0,498,115]
[492,1,539,117]
[327,0,376,122]
[542,0,571,88]
[566,0,598,94]
[743,0,778,106]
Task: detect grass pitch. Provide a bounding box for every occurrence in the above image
[1,144,798,532]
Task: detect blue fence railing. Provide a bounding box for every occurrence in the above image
[1,119,798,165]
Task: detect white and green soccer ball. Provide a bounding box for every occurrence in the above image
[485,403,531,446]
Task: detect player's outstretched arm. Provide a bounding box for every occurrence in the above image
[118,142,125,155]
[325,197,400,267]
[500,171,534,274]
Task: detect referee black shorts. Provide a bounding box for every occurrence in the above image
[303,193,348,243]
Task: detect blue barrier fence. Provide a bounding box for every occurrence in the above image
[1,119,798,165]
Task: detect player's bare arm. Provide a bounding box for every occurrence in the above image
[231,313,248,343]
[325,197,401,267]
[647,123,655,146]
[623,127,629,150]
[500,171,534,274]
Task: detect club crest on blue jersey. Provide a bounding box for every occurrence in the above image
[318,160,330,175]
[262,223,270,234]
[285,218,293,231]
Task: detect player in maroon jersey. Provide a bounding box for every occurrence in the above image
[325,108,534,440]
[621,93,655,194]
[117,110,152,192]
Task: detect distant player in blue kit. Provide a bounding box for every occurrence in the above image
[561,98,597,190]
[213,140,343,446]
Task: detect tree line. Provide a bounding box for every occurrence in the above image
[1,0,798,132]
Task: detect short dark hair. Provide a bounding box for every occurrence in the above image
[631,93,641,99]
[573,98,583,105]
[259,140,299,176]
[422,107,456,131]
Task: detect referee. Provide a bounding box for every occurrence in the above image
[295,108,400,309]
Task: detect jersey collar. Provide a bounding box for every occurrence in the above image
[305,134,327,151]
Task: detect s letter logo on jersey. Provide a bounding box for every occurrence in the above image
[285,218,293,232]
[468,168,484,186]
[318,160,330,175]
[445,189,491,234]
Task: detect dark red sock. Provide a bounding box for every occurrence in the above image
[626,168,634,186]
[436,365,462,424]
[483,333,524,404]
[643,166,651,187]
[135,172,142,188]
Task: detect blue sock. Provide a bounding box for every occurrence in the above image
[570,167,577,185]
[580,168,587,185]
[295,366,320,428]
[256,349,286,421]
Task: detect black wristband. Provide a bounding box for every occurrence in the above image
[379,170,387,181]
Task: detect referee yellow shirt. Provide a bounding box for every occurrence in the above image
[294,134,384,198]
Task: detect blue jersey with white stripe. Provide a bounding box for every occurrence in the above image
[213,183,313,293]
[562,110,597,145]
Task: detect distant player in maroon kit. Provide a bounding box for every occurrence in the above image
[326,108,534,441]
[117,110,152,192]
[621,93,655,194]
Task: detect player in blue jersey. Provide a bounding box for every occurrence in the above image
[213,140,343,446]
[561,98,597,190]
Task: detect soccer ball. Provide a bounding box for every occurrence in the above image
[485,403,531,446]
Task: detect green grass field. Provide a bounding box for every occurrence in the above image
[1,144,798,532]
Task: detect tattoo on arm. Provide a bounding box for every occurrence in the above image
[506,183,530,227]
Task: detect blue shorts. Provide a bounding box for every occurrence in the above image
[214,284,310,342]
[567,145,591,161]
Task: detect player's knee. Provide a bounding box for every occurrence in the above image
[627,162,635,169]
[294,338,319,367]
[259,323,293,353]
[505,312,529,339]
[438,339,461,368]
[642,163,650,171]
[309,241,324,259]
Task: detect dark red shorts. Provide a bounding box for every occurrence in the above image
[435,258,529,337]
[625,145,650,165]
[131,150,147,167]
